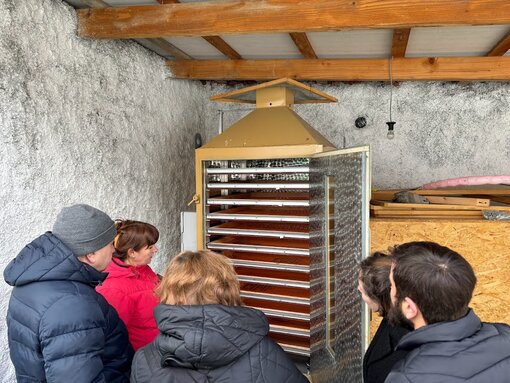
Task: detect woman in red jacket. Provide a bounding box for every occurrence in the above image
[97,220,160,351]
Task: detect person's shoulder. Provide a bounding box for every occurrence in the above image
[483,322,510,340]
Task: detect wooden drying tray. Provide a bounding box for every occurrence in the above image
[209,235,309,249]
[209,221,309,239]
[240,282,310,299]
[222,250,311,266]
[207,206,309,222]
[235,266,309,283]
[208,192,310,207]
[210,191,309,200]
[207,180,310,190]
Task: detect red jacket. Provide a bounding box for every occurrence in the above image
[97,258,160,351]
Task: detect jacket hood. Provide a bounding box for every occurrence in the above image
[4,232,107,287]
[397,309,481,350]
[153,304,269,369]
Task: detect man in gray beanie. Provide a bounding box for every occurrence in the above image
[4,204,133,383]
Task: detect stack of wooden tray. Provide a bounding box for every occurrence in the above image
[371,188,510,219]
[204,160,312,357]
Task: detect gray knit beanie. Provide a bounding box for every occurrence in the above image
[52,204,117,257]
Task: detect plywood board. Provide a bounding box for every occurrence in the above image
[370,219,510,327]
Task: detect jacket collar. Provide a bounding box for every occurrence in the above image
[153,304,269,369]
[104,256,152,278]
[396,309,481,351]
[4,232,107,287]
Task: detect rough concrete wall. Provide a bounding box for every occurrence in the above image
[204,81,510,189]
[0,1,209,380]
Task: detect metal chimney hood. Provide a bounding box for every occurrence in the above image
[204,78,337,152]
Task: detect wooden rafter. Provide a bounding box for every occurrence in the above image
[80,0,109,8]
[289,33,317,59]
[488,31,510,56]
[82,0,190,60]
[156,0,241,60]
[78,0,510,39]
[148,38,192,60]
[202,36,242,60]
[392,29,411,58]
[166,57,510,81]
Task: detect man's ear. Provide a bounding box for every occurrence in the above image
[78,252,95,266]
[402,297,427,329]
[402,297,419,320]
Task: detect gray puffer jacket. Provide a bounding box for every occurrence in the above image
[385,309,510,382]
[131,304,308,383]
[4,232,133,383]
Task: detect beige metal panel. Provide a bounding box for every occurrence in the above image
[202,107,336,149]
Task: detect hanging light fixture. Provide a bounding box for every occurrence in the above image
[386,57,396,139]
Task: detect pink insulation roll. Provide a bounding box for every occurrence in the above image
[421,175,510,190]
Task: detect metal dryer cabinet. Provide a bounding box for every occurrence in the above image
[193,79,371,382]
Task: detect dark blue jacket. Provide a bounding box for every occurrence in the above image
[385,309,510,382]
[4,232,133,383]
[131,304,308,383]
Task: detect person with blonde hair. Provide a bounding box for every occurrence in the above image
[97,220,160,351]
[130,250,308,383]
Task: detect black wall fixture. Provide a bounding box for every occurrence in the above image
[355,117,367,129]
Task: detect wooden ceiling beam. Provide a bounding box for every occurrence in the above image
[392,29,411,58]
[156,0,241,60]
[81,0,191,60]
[487,32,510,56]
[78,0,510,39]
[289,33,317,59]
[166,57,510,81]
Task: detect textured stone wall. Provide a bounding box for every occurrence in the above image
[0,1,209,380]
[204,81,510,189]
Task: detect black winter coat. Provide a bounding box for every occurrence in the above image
[4,232,133,383]
[130,304,308,383]
[385,309,510,383]
[363,318,410,383]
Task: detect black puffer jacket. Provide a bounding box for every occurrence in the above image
[131,304,308,383]
[363,318,410,383]
[385,309,510,382]
[4,232,133,383]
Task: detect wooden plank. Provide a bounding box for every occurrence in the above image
[167,57,510,81]
[77,0,510,39]
[425,196,490,207]
[289,33,317,59]
[157,0,241,59]
[148,38,192,60]
[488,31,510,56]
[392,28,411,58]
[81,0,109,7]
[372,188,510,200]
[372,209,483,217]
[80,0,191,60]
[371,202,510,212]
[488,196,510,205]
[202,36,242,60]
